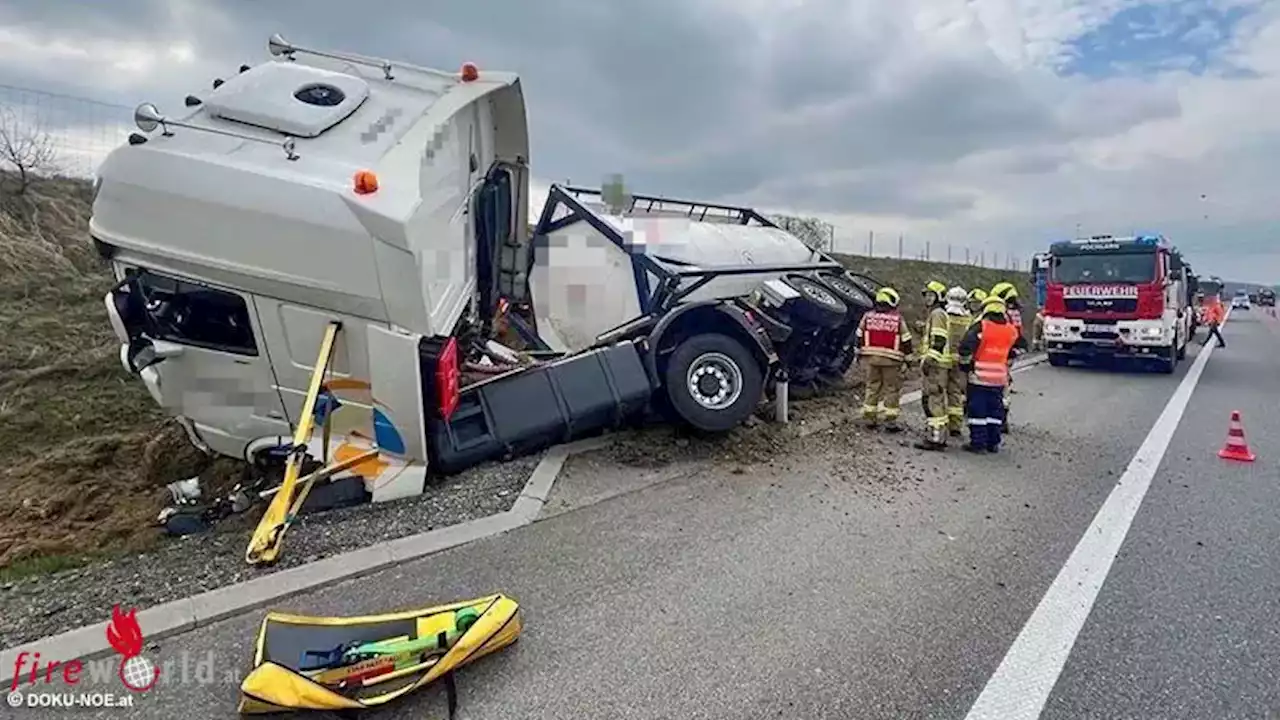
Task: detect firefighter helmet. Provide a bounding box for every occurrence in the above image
[967,288,988,304]
[875,287,901,307]
[946,286,968,305]
[991,281,1017,300]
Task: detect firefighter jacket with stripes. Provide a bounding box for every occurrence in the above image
[945,310,971,366]
[957,315,1027,387]
[856,310,913,361]
[924,307,955,366]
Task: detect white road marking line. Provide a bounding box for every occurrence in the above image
[964,322,1225,720]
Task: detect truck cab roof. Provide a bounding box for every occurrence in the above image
[90,34,530,336]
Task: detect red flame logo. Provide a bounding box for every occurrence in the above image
[105,605,159,692]
[106,605,144,659]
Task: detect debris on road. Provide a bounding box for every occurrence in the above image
[0,454,539,648]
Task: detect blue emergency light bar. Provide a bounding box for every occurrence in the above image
[1052,233,1166,250]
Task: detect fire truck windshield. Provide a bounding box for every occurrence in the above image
[1051,253,1156,284]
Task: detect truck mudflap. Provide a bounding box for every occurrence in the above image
[422,341,653,475]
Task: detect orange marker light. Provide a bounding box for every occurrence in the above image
[353,169,379,195]
[460,62,479,82]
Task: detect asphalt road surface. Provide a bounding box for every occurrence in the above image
[32,312,1280,720]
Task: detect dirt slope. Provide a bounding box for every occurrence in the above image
[0,176,1035,574]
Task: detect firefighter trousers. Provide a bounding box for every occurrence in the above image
[921,361,950,432]
[946,367,967,433]
[860,356,904,423]
[966,382,1006,450]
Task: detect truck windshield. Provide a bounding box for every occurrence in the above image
[1051,253,1155,284]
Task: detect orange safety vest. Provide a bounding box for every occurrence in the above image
[972,320,1019,386]
[861,311,904,359]
[1204,298,1224,324]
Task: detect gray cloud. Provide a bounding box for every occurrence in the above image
[2,0,1270,282]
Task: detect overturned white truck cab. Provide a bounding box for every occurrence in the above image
[93,34,875,507]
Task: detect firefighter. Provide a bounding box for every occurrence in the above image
[916,280,951,449]
[944,286,971,436]
[990,282,1023,432]
[916,286,970,450]
[966,288,988,317]
[853,287,913,431]
[1202,290,1226,347]
[957,296,1028,453]
[1031,308,1045,351]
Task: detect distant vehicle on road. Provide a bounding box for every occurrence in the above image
[1257,287,1275,306]
[1232,290,1251,310]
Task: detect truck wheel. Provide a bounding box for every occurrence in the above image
[1157,342,1177,374]
[817,272,874,309]
[1048,353,1068,367]
[785,275,849,329]
[664,333,764,432]
[844,272,884,297]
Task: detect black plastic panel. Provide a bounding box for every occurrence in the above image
[423,341,653,475]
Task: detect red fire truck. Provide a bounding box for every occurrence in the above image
[1040,234,1193,374]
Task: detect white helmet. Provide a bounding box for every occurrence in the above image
[946,286,968,304]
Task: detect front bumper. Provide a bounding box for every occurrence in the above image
[1045,340,1167,359]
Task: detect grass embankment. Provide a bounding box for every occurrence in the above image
[0,177,1035,577]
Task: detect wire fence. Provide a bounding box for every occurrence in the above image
[831,229,1027,271]
[770,215,1027,272]
[0,83,133,179]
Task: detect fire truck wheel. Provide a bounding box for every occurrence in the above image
[1048,353,1069,367]
[1156,342,1177,374]
[665,333,765,432]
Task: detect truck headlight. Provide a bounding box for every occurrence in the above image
[1045,326,1065,337]
[1139,327,1163,339]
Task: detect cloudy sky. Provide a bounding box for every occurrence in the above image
[1,0,1277,284]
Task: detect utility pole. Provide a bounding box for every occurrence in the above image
[898,234,904,259]
[868,230,874,257]
[947,244,952,263]
[925,240,931,261]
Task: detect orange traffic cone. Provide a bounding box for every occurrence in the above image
[1218,410,1256,462]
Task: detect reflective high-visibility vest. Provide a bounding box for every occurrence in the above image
[861,311,906,360]
[1204,298,1224,324]
[972,320,1018,386]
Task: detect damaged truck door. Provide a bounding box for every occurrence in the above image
[105,266,290,458]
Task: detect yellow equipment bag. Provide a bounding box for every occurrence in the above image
[238,593,522,716]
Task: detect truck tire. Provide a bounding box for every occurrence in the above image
[785,275,849,329]
[1048,353,1068,367]
[1156,341,1177,374]
[844,272,883,297]
[664,333,765,432]
[817,272,874,309]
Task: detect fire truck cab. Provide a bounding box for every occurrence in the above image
[1041,234,1193,374]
